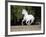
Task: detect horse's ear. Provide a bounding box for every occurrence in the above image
[23,9,27,12]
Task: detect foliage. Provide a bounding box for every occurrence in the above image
[11,5,36,20]
[11,5,41,25]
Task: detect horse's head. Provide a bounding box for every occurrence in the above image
[22,9,28,15]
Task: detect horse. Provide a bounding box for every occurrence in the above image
[22,9,35,26]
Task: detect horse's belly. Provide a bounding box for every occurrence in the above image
[26,16,34,21]
[25,15,34,21]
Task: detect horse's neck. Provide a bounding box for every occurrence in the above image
[24,13,28,16]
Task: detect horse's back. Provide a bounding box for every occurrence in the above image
[29,15,35,19]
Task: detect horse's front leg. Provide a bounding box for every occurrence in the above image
[22,20,24,26]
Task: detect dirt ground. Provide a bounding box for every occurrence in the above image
[11,25,41,32]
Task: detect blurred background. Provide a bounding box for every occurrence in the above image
[11,5,41,26]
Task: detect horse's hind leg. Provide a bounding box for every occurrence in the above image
[26,21,30,26]
[30,19,34,25]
